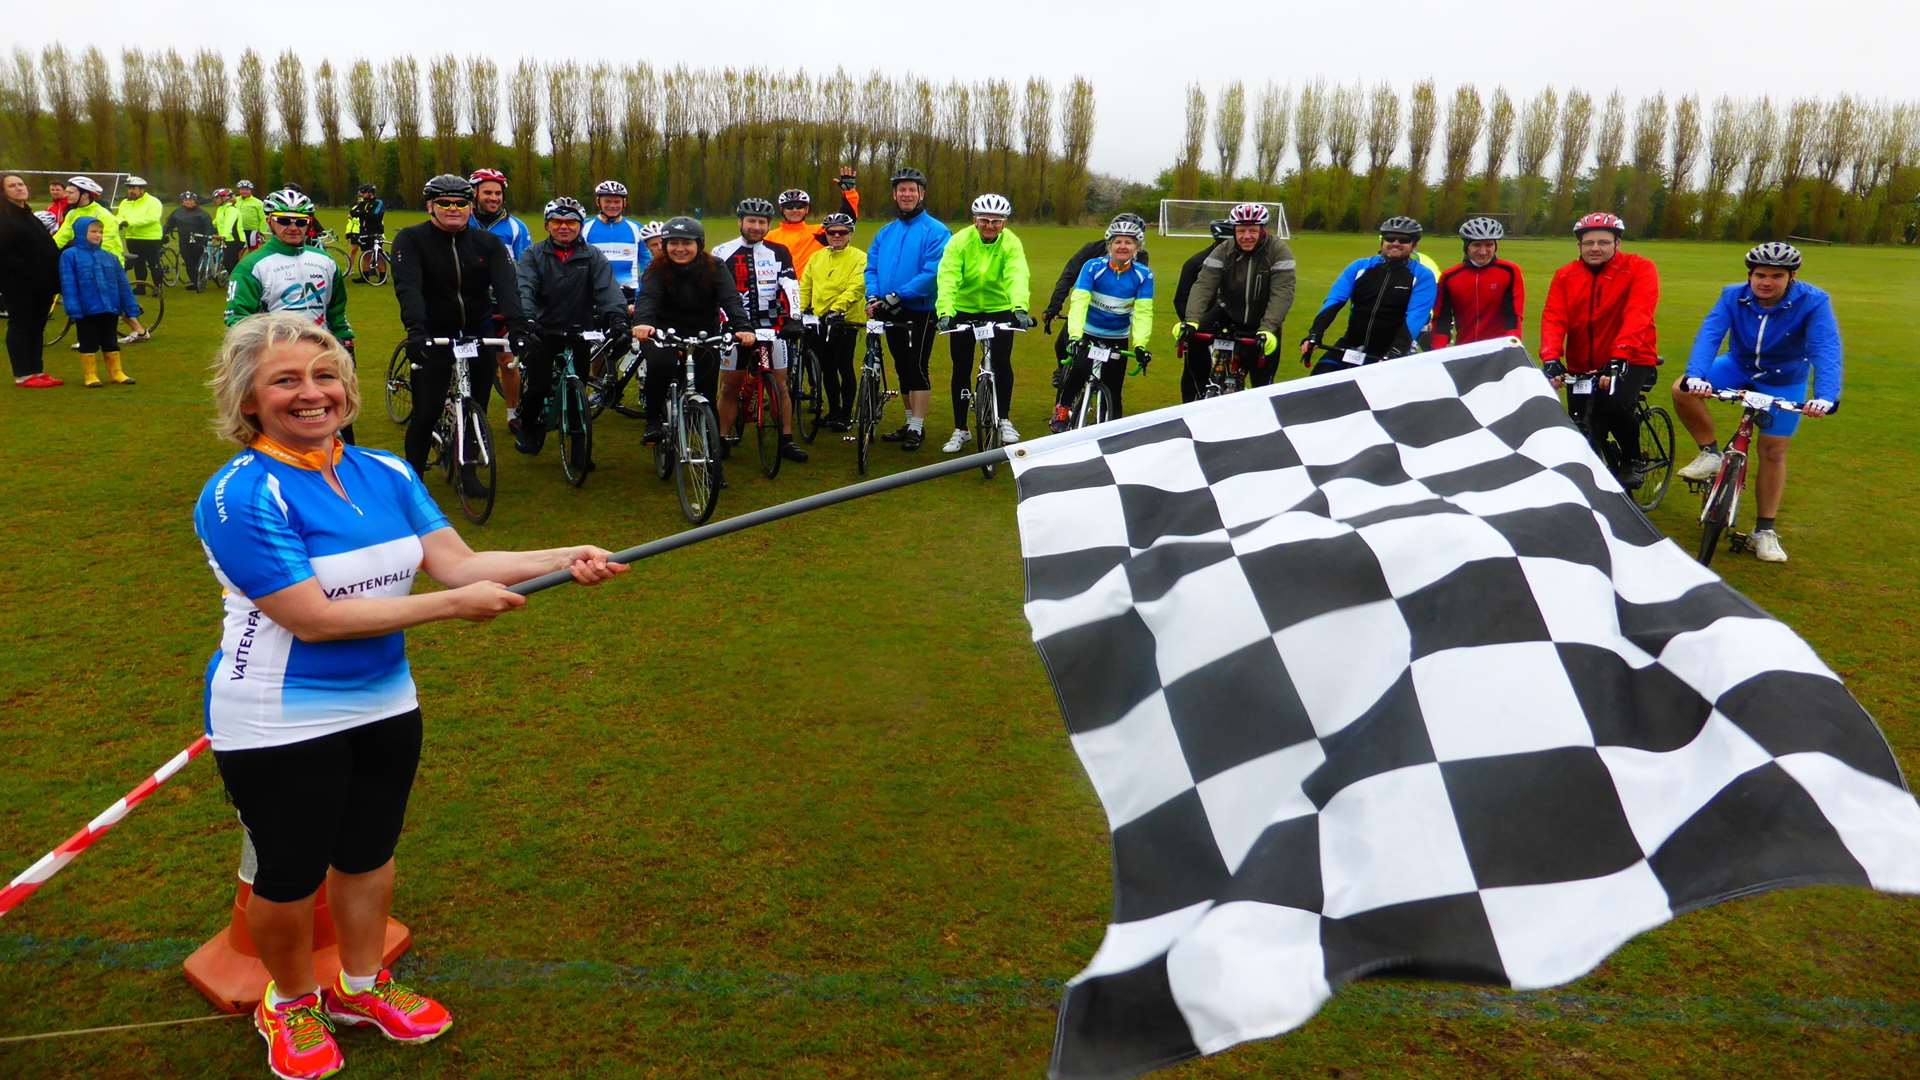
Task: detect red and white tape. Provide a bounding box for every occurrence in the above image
[0,736,210,917]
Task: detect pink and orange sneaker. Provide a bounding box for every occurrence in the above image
[253,983,345,1080]
[322,968,453,1043]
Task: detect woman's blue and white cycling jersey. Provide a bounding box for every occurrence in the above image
[194,440,450,751]
[581,216,651,292]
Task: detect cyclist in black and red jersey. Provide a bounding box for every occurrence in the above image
[1431,216,1525,349]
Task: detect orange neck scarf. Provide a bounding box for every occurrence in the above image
[249,433,344,471]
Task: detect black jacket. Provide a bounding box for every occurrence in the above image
[0,204,60,300]
[633,254,751,336]
[391,221,528,337]
[1045,238,1149,315]
[1173,246,1212,323]
[164,206,213,242]
[1307,257,1421,357]
[517,239,627,333]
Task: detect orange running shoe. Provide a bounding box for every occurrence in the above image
[253,983,344,1080]
[322,968,453,1043]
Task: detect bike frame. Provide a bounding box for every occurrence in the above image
[939,317,1026,429]
[420,335,509,478]
[1698,387,1806,530]
[1184,332,1259,398]
[653,329,730,467]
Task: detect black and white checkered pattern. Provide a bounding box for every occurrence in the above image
[1012,341,1920,1080]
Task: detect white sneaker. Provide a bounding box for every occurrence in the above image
[1751,529,1787,563]
[998,418,1021,444]
[120,330,150,344]
[1677,449,1722,482]
[941,429,971,453]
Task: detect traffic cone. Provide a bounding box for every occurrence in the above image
[183,836,412,1013]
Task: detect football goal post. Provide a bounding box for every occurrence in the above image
[1159,199,1290,239]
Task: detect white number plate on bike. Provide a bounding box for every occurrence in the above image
[1742,390,1777,410]
[755,328,777,342]
[1570,377,1596,395]
[579,330,605,344]
[1087,344,1113,362]
[972,323,996,342]
[1341,349,1368,366]
[453,342,480,360]
[803,314,820,329]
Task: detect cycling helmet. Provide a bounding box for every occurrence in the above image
[468,167,508,188]
[1458,216,1504,241]
[778,188,810,208]
[890,166,928,188]
[423,173,475,200]
[263,187,316,216]
[1573,211,1626,236]
[69,175,103,196]
[1227,202,1270,226]
[1744,241,1802,271]
[33,210,57,233]
[593,179,628,198]
[1209,219,1233,241]
[542,196,587,222]
[179,191,199,201]
[820,212,855,231]
[235,179,254,190]
[970,193,1013,218]
[637,219,665,240]
[211,187,232,200]
[357,183,377,195]
[1378,215,1424,236]
[1114,211,1148,230]
[662,216,705,244]
[1105,215,1146,241]
[126,175,149,187]
[736,196,776,219]
[283,182,306,194]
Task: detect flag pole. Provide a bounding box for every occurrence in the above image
[510,446,1017,596]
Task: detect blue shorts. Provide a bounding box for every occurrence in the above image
[1701,353,1808,437]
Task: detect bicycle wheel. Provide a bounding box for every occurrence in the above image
[755,370,781,479]
[973,371,1000,479]
[364,248,391,287]
[159,247,184,288]
[129,280,164,335]
[1074,380,1112,430]
[324,244,350,277]
[796,347,823,444]
[558,376,592,487]
[1637,406,1676,512]
[455,401,496,525]
[430,407,452,478]
[676,399,721,525]
[854,372,877,476]
[43,296,71,347]
[384,342,413,424]
[1696,455,1743,566]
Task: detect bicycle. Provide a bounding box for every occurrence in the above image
[791,315,830,444]
[351,234,391,286]
[383,339,414,424]
[158,245,185,287]
[532,329,605,487]
[1684,386,1818,566]
[940,316,1026,479]
[586,332,646,421]
[415,335,506,525]
[1061,337,1146,433]
[649,329,730,525]
[194,234,231,291]
[848,318,900,476]
[1182,331,1261,399]
[730,328,786,480]
[1562,366,1677,513]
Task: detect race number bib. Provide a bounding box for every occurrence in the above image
[579,330,606,344]
[1087,343,1113,363]
[754,328,777,342]
[1342,349,1368,367]
[1569,377,1595,396]
[453,342,480,361]
[972,322,996,342]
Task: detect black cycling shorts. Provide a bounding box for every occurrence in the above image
[214,709,424,903]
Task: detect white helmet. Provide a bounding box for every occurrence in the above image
[593,179,628,198]
[1105,216,1146,241]
[970,193,1012,218]
[33,210,57,233]
[1227,202,1269,226]
[1457,216,1504,241]
[125,175,149,187]
[637,220,665,240]
[69,175,103,196]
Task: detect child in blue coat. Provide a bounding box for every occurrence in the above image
[58,216,144,386]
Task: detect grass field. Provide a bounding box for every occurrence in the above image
[2,215,1918,1079]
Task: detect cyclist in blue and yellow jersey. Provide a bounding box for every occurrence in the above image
[1299,215,1437,376]
[863,166,952,451]
[582,179,650,308]
[1045,210,1151,364]
[934,193,1033,451]
[468,169,532,430]
[1180,202,1295,399]
[1673,241,1841,565]
[1053,216,1154,432]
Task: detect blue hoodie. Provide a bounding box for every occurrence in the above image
[863,206,950,312]
[1685,280,1842,402]
[58,217,142,320]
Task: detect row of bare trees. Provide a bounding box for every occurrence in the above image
[0,46,1099,224]
[1173,80,1920,243]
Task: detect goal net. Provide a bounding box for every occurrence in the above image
[1159,199,1290,239]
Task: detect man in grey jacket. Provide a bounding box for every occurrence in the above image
[1179,202,1297,398]
[514,197,628,464]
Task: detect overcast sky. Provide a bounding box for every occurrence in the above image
[14,0,1915,182]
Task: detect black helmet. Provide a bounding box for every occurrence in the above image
[1208,219,1232,241]
[890,166,928,188]
[821,212,855,231]
[1378,215,1424,236]
[423,173,475,201]
[735,196,776,219]
[662,216,705,244]
[358,183,377,195]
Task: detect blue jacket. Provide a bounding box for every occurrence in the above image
[1311,254,1438,345]
[863,208,950,311]
[58,220,142,320]
[1686,280,1842,402]
[477,210,531,260]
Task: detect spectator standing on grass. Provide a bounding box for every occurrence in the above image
[57,216,143,387]
[3,172,65,387]
[46,180,71,225]
[114,176,166,287]
[194,313,624,1080]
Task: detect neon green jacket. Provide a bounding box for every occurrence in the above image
[800,245,869,323]
[934,226,1031,318]
[114,193,164,241]
[53,203,125,264]
[234,195,266,236]
[212,203,244,242]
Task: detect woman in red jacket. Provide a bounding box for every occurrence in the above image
[1537,212,1660,487]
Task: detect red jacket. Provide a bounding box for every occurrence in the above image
[1432,258,1524,349]
[1538,252,1659,372]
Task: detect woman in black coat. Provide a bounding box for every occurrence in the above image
[1,172,63,387]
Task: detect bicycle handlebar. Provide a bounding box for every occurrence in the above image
[649,329,734,350]
[418,336,511,348]
[938,320,1029,336]
[1704,386,1809,414]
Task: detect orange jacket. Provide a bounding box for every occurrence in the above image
[763,188,860,276]
[1538,251,1660,373]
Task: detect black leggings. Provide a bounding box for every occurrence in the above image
[1057,336,1129,419]
[74,312,119,353]
[126,238,164,284]
[404,344,497,475]
[885,309,936,394]
[519,333,587,431]
[4,289,52,379]
[179,237,208,286]
[948,311,1016,428]
[223,240,246,272]
[1569,364,1655,468]
[815,325,858,417]
[642,341,721,424]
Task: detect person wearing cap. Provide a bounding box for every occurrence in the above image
[52,177,125,263]
[114,176,166,287]
[233,181,267,248]
[165,191,215,291]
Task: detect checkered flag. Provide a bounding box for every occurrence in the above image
[1011,340,1920,1080]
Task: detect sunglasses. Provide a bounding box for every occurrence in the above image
[824,229,852,238]
[1382,234,1417,244]
[432,199,472,210]
[269,215,311,228]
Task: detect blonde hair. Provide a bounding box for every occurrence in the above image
[208,313,361,446]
